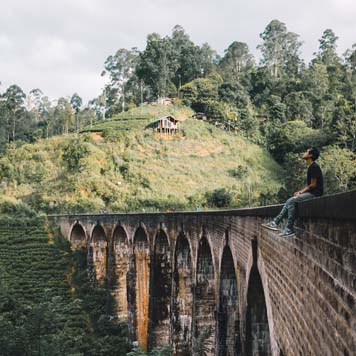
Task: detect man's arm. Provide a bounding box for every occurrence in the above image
[294,178,317,196]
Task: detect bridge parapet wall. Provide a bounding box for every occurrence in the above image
[49,190,356,356]
[258,192,356,355]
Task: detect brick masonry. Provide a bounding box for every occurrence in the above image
[49,190,356,356]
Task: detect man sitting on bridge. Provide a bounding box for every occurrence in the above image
[262,147,323,237]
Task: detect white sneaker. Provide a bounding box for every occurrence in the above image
[278,229,295,238]
[262,221,279,231]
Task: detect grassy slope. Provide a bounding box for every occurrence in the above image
[0,105,282,213]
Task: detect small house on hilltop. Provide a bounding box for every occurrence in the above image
[151,97,173,106]
[192,112,207,120]
[156,115,181,136]
[157,97,173,106]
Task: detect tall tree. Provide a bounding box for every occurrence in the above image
[258,19,302,79]
[102,48,139,115]
[316,29,340,66]
[38,96,53,139]
[70,93,83,132]
[26,88,43,123]
[199,42,218,78]
[313,30,343,98]
[343,44,356,108]
[0,95,8,150]
[169,25,202,86]
[303,63,332,128]
[88,96,106,121]
[219,41,254,82]
[2,85,26,142]
[135,25,216,99]
[53,98,74,134]
[136,33,176,98]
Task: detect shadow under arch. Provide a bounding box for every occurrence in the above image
[149,229,171,350]
[217,245,241,356]
[89,224,108,285]
[172,232,193,356]
[132,226,150,351]
[245,240,272,356]
[111,224,130,321]
[193,235,216,355]
[69,222,86,249]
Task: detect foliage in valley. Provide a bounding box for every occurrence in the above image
[0,197,130,356]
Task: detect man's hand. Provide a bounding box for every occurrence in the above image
[296,182,315,196]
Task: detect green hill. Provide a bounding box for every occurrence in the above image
[0,105,282,214]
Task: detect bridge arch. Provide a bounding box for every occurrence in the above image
[152,224,171,248]
[193,234,217,355]
[172,227,194,266]
[133,222,150,245]
[112,223,130,246]
[69,221,87,249]
[217,229,240,274]
[88,224,108,285]
[217,244,241,355]
[199,229,217,274]
[245,240,272,356]
[172,232,193,355]
[89,223,105,241]
[149,229,171,349]
[112,224,130,321]
[133,225,150,351]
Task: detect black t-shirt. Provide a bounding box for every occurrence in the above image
[307,162,323,197]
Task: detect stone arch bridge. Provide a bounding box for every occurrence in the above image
[50,191,356,356]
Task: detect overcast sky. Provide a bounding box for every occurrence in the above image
[1,0,355,103]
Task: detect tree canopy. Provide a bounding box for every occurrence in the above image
[1,20,355,196]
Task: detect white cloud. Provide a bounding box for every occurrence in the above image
[1,0,356,102]
[0,35,11,48]
[29,37,88,68]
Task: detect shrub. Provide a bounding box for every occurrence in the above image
[119,163,130,179]
[228,165,248,179]
[62,138,90,172]
[0,196,37,218]
[206,188,232,208]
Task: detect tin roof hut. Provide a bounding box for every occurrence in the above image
[156,115,181,137]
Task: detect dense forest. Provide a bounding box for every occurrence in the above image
[1,19,356,199]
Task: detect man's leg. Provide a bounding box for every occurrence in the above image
[285,192,315,231]
[262,197,290,230]
[263,192,315,232]
[274,198,292,225]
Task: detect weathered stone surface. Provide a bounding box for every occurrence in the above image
[112,225,129,320]
[245,241,271,356]
[133,227,150,351]
[218,245,240,356]
[90,224,107,285]
[51,190,356,356]
[172,233,193,355]
[149,229,172,349]
[193,236,217,355]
